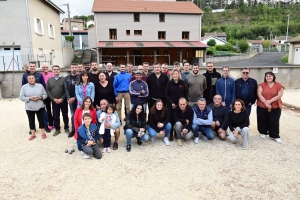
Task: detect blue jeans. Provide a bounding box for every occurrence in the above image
[69,102,77,132]
[192,124,215,140]
[125,129,149,145]
[246,104,252,115]
[131,103,147,113]
[147,123,171,138]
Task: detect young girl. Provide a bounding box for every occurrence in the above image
[77,113,102,159]
[99,104,117,153]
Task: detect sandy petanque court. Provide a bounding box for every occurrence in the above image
[0,89,300,199]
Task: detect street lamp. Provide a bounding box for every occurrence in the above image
[60,3,72,36]
[285,14,290,52]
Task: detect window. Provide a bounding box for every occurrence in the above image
[109,29,117,40]
[134,13,140,22]
[186,50,189,58]
[39,48,43,56]
[159,14,165,22]
[182,32,189,40]
[34,17,44,35]
[72,26,78,30]
[158,31,166,40]
[4,48,10,50]
[134,30,142,35]
[126,30,130,36]
[48,24,55,39]
[164,50,168,56]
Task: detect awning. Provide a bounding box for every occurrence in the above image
[98,41,208,48]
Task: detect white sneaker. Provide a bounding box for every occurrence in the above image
[164,137,170,146]
[102,148,107,153]
[150,137,155,142]
[260,134,266,139]
[274,138,282,144]
[202,135,208,141]
[80,151,90,159]
[194,137,199,144]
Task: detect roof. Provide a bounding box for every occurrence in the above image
[62,18,84,23]
[97,41,208,48]
[286,34,300,43]
[61,30,88,34]
[201,35,228,43]
[44,0,65,14]
[92,0,203,14]
[204,32,227,37]
[271,41,280,45]
[274,36,294,40]
[249,40,263,44]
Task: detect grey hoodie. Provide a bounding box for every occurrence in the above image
[19,83,47,111]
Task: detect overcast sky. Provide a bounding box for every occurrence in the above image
[51,0,94,21]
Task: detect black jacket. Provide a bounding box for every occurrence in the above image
[208,103,228,130]
[124,112,146,134]
[105,71,118,85]
[165,79,188,106]
[146,72,169,99]
[173,105,194,132]
[147,110,170,132]
[235,77,258,105]
[64,74,79,100]
[202,68,221,102]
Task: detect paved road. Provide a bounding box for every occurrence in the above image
[213,52,290,67]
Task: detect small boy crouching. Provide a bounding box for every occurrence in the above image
[77,113,102,159]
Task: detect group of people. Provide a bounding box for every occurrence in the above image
[19,60,284,159]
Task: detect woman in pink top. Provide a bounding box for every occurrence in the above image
[41,63,54,130]
[257,72,284,143]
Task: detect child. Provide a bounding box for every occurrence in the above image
[77,113,102,159]
[99,104,117,153]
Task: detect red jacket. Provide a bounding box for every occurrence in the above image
[74,108,97,139]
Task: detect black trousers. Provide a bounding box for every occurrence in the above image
[44,97,53,126]
[26,108,45,130]
[257,106,281,138]
[103,128,111,148]
[52,100,69,131]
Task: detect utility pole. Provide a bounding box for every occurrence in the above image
[60,3,72,36]
[285,14,290,52]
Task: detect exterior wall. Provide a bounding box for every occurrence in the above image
[95,13,201,41]
[288,43,300,64]
[63,20,84,30]
[86,20,94,28]
[28,0,63,68]
[88,27,97,48]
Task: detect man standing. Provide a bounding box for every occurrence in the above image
[46,65,69,136]
[216,66,235,111]
[174,98,194,146]
[142,62,152,77]
[89,61,99,85]
[192,98,214,143]
[77,63,84,74]
[84,61,91,72]
[182,61,191,78]
[203,62,221,105]
[64,64,79,138]
[105,63,117,85]
[146,62,169,109]
[126,63,135,76]
[161,63,170,76]
[97,99,121,150]
[235,68,257,115]
[208,95,228,140]
[113,64,131,120]
[129,70,148,111]
[185,63,207,107]
[130,65,147,82]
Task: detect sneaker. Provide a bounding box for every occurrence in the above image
[260,134,266,139]
[194,137,199,144]
[64,128,70,134]
[80,151,90,159]
[274,138,282,144]
[113,142,118,150]
[150,137,155,142]
[48,126,53,130]
[107,147,111,153]
[68,131,75,138]
[126,145,131,152]
[45,127,51,133]
[177,139,183,146]
[53,130,61,136]
[102,148,107,153]
[137,139,142,145]
[202,135,208,141]
[164,137,170,146]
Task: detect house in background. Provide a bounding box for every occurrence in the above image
[88,0,208,66]
[0,0,65,70]
[286,35,300,65]
[273,36,294,45]
[201,35,227,45]
[62,18,84,31]
[61,30,89,50]
[86,20,95,28]
[204,32,227,42]
[249,40,263,53]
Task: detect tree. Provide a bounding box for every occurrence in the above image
[207,39,217,47]
[238,38,250,53]
[262,40,271,49]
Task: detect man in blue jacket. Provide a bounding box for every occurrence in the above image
[129,70,148,112]
[216,66,235,111]
[235,68,257,115]
[113,64,131,120]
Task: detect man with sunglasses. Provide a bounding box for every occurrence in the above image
[235,68,257,115]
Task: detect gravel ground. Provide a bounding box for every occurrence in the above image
[1,93,300,199]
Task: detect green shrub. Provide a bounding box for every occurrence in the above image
[65,36,74,42]
[215,44,236,52]
[238,38,250,53]
[207,39,217,47]
[207,47,216,55]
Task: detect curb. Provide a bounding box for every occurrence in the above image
[282,102,300,110]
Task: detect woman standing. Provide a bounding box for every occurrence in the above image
[228,99,250,150]
[257,72,284,143]
[124,104,149,152]
[147,99,171,146]
[20,74,48,140]
[74,96,97,139]
[165,69,188,141]
[75,71,95,108]
[94,71,115,108]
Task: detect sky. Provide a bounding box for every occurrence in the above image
[51,0,94,21]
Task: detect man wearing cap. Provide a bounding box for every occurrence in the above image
[129,70,149,112]
[130,65,147,82]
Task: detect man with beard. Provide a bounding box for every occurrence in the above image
[185,63,207,107]
[203,62,221,105]
[105,62,118,85]
[77,63,84,74]
[89,61,99,85]
[84,61,91,72]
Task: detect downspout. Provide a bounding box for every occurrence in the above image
[25,0,33,61]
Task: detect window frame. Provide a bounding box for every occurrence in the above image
[109,29,117,40]
[159,13,165,22]
[134,13,140,22]
[158,31,166,40]
[126,30,130,36]
[182,31,190,40]
[134,30,142,36]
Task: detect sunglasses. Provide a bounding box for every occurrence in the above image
[242,72,249,74]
